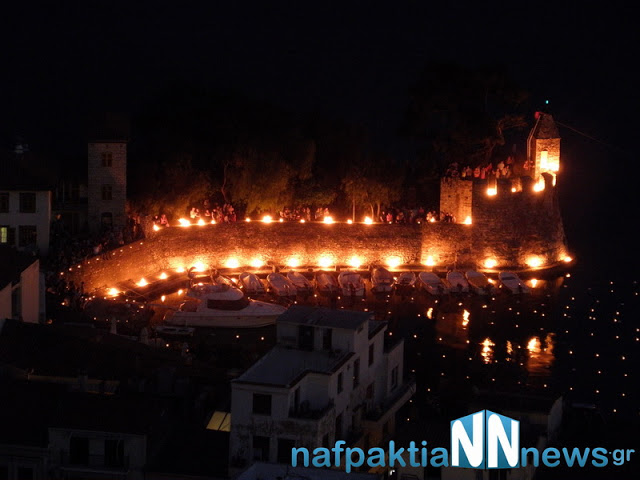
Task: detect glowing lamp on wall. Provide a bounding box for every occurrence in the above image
[159,272,168,280]
[245,217,251,222]
[347,219,353,224]
[348,256,363,268]
[463,216,472,225]
[526,256,544,268]
[136,278,148,287]
[197,218,206,226]
[318,256,333,268]
[108,288,119,297]
[486,187,497,196]
[287,256,301,268]
[533,177,545,192]
[175,266,186,273]
[424,255,435,267]
[323,216,334,224]
[300,219,305,223]
[178,218,191,227]
[364,216,373,225]
[225,258,240,269]
[386,256,402,269]
[152,224,160,231]
[192,261,207,272]
[261,215,273,223]
[250,258,264,268]
[279,218,284,223]
[563,255,573,263]
[484,258,497,269]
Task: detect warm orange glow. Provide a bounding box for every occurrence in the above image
[225,258,240,269]
[530,278,538,288]
[287,256,301,268]
[386,256,401,269]
[487,187,497,196]
[511,187,517,193]
[245,217,251,222]
[347,256,363,268]
[178,289,184,295]
[136,278,148,287]
[426,307,433,319]
[279,218,284,223]
[153,224,160,231]
[318,256,333,268]
[463,216,472,225]
[527,337,541,354]
[526,256,544,268]
[462,309,470,327]
[364,216,373,225]
[261,215,273,223]
[323,216,334,224]
[563,255,573,263]
[178,218,191,227]
[250,258,264,268]
[424,255,435,267]
[192,261,207,272]
[159,272,168,280]
[161,295,166,302]
[533,177,545,192]
[429,217,436,223]
[175,266,186,273]
[347,219,353,224]
[481,338,495,364]
[484,258,497,269]
[197,218,206,226]
[108,288,119,297]
[300,219,305,223]
[210,219,216,224]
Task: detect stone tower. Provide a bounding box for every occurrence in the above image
[87,141,127,232]
[527,112,561,181]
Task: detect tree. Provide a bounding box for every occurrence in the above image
[402,62,529,175]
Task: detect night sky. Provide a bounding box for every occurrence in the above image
[1,0,638,268]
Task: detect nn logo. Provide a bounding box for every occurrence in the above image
[451,410,519,469]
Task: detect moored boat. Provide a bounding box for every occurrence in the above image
[337,271,365,296]
[446,271,469,293]
[418,272,449,295]
[465,270,493,295]
[267,272,297,297]
[239,272,265,295]
[315,271,339,295]
[163,283,286,328]
[395,271,417,289]
[371,267,394,293]
[499,271,531,294]
[286,271,313,295]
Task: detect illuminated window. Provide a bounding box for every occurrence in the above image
[0,226,15,245]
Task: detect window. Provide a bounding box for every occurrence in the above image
[353,358,360,388]
[277,438,295,463]
[391,366,399,391]
[69,436,90,465]
[0,193,8,212]
[368,343,374,366]
[322,328,332,350]
[291,387,300,414]
[102,152,113,166]
[252,393,272,415]
[1,226,15,245]
[298,325,314,350]
[322,434,329,448]
[101,184,113,201]
[105,438,125,467]
[18,225,37,247]
[19,192,36,213]
[337,372,343,394]
[101,212,113,229]
[252,435,270,461]
[366,382,374,400]
[335,413,343,438]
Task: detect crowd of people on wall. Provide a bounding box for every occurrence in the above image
[444,157,519,180]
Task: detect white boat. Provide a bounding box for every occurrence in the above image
[395,271,417,289]
[214,274,235,287]
[465,270,492,295]
[315,271,339,295]
[337,271,365,296]
[287,271,313,295]
[371,267,394,293]
[163,284,286,328]
[499,272,531,294]
[446,271,469,293]
[267,272,297,297]
[239,272,265,295]
[418,272,449,295]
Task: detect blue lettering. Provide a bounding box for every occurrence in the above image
[291,447,309,467]
[520,447,539,467]
[388,441,406,467]
[345,447,365,473]
[430,447,449,467]
[311,448,331,467]
[366,447,386,468]
[562,448,590,467]
[591,447,608,467]
[542,448,561,467]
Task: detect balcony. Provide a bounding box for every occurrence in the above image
[365,376,416,422]
[59,452,130,474]
[289,400,334,421]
